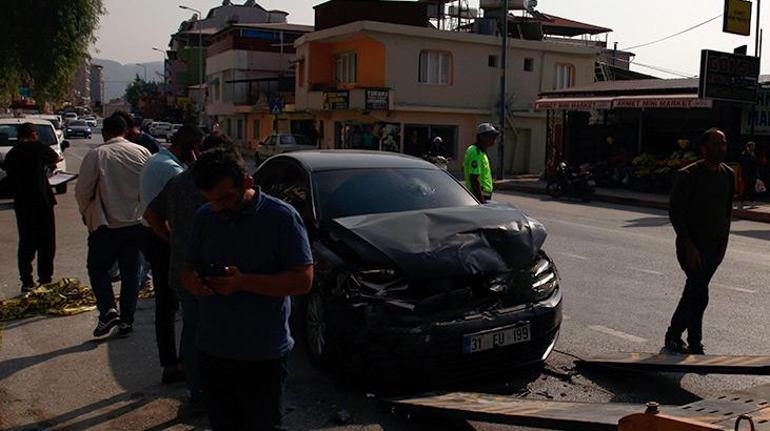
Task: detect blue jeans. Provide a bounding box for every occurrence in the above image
[179,288,201,398]
[87,225,144,324]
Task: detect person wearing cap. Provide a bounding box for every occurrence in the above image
[464,123,499,203]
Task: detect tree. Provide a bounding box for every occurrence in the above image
[124,76,162,112]
[0,0,105,103]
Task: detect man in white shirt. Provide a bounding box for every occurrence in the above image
[76,115,151,338]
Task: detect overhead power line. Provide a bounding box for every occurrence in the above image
[600,58,697,79]
[621,14,723,51]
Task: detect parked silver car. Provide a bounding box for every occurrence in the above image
[254,134,316,164]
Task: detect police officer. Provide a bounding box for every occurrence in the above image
[464,123,499,203]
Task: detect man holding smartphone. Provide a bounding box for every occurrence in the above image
[181,148,313,430]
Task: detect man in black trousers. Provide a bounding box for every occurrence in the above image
[665,128,735,355]
[4,123,60,292]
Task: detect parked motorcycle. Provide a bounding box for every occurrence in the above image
[547,162,596,201]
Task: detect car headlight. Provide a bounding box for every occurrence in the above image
[486,255,559,303]
[66,129,72,132]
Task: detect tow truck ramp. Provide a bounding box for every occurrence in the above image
[388,352,770,430]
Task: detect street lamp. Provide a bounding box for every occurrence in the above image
[135,63,147,81]
[153,47,168,92]
[179,4,205,124]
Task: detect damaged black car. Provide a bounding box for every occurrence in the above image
[253,151,562,384]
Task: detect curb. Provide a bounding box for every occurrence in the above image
[495,182,770,224]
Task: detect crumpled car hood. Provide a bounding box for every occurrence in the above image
[329,204,547,278]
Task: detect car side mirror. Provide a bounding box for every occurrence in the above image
[61,141,70,151]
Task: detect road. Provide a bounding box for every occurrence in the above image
[1,136,770,430]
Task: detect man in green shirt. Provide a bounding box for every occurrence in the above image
[464,123,499,203]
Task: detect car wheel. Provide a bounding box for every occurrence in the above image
[55,184,67,195]
[304,288,337,370]
[546,181,563,199]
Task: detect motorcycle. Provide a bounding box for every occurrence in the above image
[547,162,596,201]
[423,154,449,171]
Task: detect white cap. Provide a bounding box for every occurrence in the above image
[432,136,443,142]
[476,123,500,136]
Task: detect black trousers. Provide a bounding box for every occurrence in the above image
[199,351,289,431]
[15,204,55,286]
[742,174,757,202]
[142,228,179,367]
[667,238,726,345]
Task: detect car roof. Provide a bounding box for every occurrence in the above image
[0,118,56,127]
[271,150,440,172]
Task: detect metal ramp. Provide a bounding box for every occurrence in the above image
[388,385,770,430]
[577,352,770,375]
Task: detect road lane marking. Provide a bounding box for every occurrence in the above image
[712,283,755,294]
[631,268,664,276]
[588,325,647,343]
[554,252,589,260]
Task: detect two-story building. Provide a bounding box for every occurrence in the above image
[205,22,313,149]
[294,0,607,174]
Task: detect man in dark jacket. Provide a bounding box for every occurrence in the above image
[665,128,735,355]
[4,123,60,292]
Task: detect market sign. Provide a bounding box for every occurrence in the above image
[723,0,752,36]
[612,96,713,109]
[741,88,770,135]
[533,97,612,111]
[324,90,349,110]
[698,49,760,103]
[365,89,390,111]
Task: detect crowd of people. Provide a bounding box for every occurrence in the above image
[5,112,313,430]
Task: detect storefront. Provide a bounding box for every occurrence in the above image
[534,78,770,192]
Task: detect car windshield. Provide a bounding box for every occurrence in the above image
[0,124,57,146]
[279,135,296,145]
[70,120,86,126]
[313,168,478,221]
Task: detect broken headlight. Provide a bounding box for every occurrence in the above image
[486,255,559,303]
[346,269,408,296]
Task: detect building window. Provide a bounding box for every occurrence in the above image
[334,52,357,84]
[419,50,452,85]
[252,119,261,140]
[553,63,575,89]
[524,58,534,72]
[297,60,305,88]
[488,55,498,68]
[237,118,244,140]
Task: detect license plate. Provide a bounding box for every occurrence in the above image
[463,324,531,354]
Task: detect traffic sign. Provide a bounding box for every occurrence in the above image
[268,98,283,115]
[724,0,752,36]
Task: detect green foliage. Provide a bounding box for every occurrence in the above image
[124,76,162,112]
[0,0,105,103]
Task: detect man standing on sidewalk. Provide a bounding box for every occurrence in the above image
[181,148,313,430]
[140,125,202,384]
[144,133,235,413]
[665,128,735,355]
[76,115,151,338]
[464,123,499,203]
[4,123,60,292]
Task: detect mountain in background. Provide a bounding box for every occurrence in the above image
[92,58,164,102]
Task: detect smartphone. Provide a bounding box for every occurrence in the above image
[199,264,228,277]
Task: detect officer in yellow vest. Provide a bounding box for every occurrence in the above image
[464,123,499,203]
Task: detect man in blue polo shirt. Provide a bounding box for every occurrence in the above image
[182,148,313,430]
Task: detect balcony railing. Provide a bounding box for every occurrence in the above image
[226,76,295,106]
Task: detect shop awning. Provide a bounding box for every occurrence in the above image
[534,94,713,111]
[533,97,613,111]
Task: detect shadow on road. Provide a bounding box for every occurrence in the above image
[0,339,100,381]
[623,216,671,228]
[577,366,700,406]
[731,230,770,241]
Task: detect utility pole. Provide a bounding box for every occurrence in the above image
[180,5,205,124]
[497,0,508,180]
[757,0,762,57]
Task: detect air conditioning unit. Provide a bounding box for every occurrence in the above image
[480,0,537,11]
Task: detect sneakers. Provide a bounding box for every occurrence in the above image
[664,336,689,354]
[116,322,133,338]
[21,283,36,294]
[688,343,705,355]
[93,309,120,337]
[162,366,187,385]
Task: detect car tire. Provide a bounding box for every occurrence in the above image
[55,183,67,195]
[303,287,338,370]
[546,181,563,199]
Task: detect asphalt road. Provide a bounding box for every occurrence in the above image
[1,137,770,430]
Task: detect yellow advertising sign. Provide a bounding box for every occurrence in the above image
[724,0,752,36]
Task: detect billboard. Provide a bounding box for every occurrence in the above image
[723,0,752,36]
[698,49,760,103]
[741,88,770,136]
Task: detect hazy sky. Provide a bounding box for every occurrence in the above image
[93,0,769,78]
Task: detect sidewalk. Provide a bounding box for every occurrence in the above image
[495,177,770,223]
